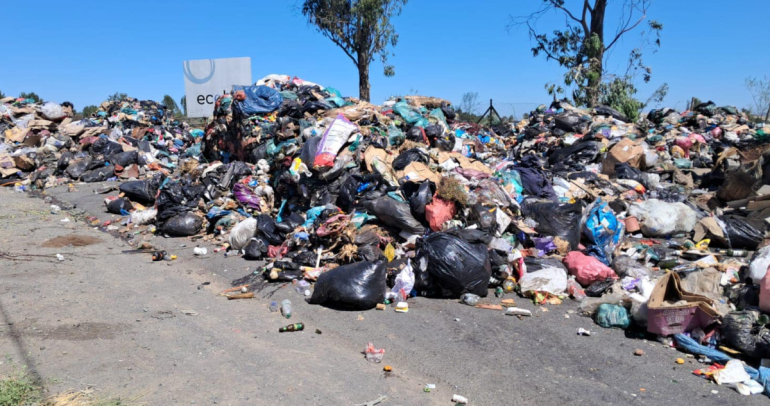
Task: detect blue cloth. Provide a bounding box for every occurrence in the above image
[675,334,770,397]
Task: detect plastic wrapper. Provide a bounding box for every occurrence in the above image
[518,266,568,296]
[314,114,358,169]
[628,199,697,237]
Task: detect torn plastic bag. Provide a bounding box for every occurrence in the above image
[585,278,616,297]
[611,255,651,279]
[722,310,770,359]
[119,177,161,205]
[724,284,760,310]
[229,218,257,250]
[232,85,283,115]
[106,198,133,214]
[614,162,646,187]
[109,151,138,168]
[520,199,582,250]
[233,183,261,211]
[363,196,425,235]
[749,246,770,284]
[718,215,764,251]
[518,266,568,296]
[415,232,491,298]
[392,148,429,171]
[65,158,91,179]
[547,141,600,167]
[594,105,630,122]
[80,165,114,182]
[406,126,428,143]
[469,204,497,233]
[90,138,123,157]
[583,199,624,265]
[308,260,387,310]
[563,251,618,287]
[402,181,434,222]
[243,237,269,260]
[595,304,630,329]
[554,112,590,133]
[628,199,697,237]
[314,114,358,169]
[160,212,202,237]
[256,214,284,245]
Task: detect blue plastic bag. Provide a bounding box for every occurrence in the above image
[595,304,630,329]
[232,85,283,115]
[584,199,624,265]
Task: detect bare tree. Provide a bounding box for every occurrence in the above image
[746,76,770,122]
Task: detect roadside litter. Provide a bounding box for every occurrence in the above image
[4,77,770,397]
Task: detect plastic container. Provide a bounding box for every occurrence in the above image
[281,299,292,318]
[269,301,279,312]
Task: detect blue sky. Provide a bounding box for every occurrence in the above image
[1,0,768,117]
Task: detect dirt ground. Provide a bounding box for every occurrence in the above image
[0,184,766,405]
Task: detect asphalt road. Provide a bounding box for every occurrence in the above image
[0,182,765,405]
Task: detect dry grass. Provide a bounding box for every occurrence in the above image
[437,177,468,206]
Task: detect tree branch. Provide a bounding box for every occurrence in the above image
[550,0,582,26]
[605,14,645,50]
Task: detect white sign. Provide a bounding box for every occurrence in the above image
[183,57,252,118]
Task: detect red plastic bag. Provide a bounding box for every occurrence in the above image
[563,251,617,287]
[425,195,456,231]
[364,342,385,363]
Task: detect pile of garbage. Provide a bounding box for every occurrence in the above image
[4,75,770,396]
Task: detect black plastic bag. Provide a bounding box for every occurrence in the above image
[80,165,114,182]
[585,278,615,297]
[357,244,383,261]
[57,151,73,172]
[119,178,161,205]
[256,214,283,245]
[554,112,590,133]
[392,148,429,171]
[523,256,568,273]
[424,125,443,139]
[106,198,133,214]
[109,151,138,167]
[308,260,387,310]
[363,196,425,234]
[415,232,491,298]
[65,158,91,179]
[469,204,497,232]
[160,212,202,237]
[444,228,493,245]
[243,237,268,260]
[722,310,770,358]
[404,181,434,222]
[520,200,582,250]
[406,126,427,143]
[724,284,760,310]
[720,215,764,250]
[615,162,646,186]
[156,181,198,222]
[441,103,456,121]
[594,105,630,122]
[90,138,123,157]
[548,141,600,167]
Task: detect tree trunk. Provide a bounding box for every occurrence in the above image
[585,0,607,108]
[357,53,370,102]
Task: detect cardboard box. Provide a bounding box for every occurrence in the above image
[647,272,720,336]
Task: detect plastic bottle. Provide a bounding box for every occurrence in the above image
[295,280,311,296]
[281,299,292,319]
[502,278,517,293]
[269,301,279,312]
[567,276,586,301]
[460,293,480,306]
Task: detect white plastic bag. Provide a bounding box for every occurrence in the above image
[229,218,257,250]
[130,208,157,225]
[40,102,65,120]
[749,245,770,284]
[628,199,696,237]
[518,266,567,296]
[391,260,415,296]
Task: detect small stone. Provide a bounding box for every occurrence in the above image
[634,349,644,356]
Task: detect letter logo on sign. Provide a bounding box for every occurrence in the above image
[183,59,216,85]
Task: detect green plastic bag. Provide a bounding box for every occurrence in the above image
[595,304,630,329]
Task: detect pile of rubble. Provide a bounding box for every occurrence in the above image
[3,75,770,396]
